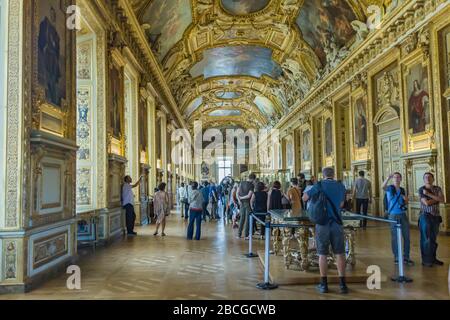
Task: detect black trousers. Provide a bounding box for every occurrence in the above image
[124,204,136,233]
[356,198,369,228]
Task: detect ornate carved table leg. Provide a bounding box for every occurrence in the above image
[296,226,310,271]
[272,227,281,255]
[282,228,292,269]
[345,227,356,267]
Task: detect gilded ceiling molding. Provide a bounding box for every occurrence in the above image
[95,0,187,129]
[277,0,449,132]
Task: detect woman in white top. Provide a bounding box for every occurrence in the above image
[153,183,170,237]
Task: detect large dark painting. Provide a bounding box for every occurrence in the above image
[109,64,124,139]
[406,63,430,135]
[325,118,333,156]
[354,97,368,148]
[36,0,67,108]
[296,0,357,65]
[302,130,311,162]
[139,99,148,155]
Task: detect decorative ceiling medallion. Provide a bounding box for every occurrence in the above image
[190,46,282,79]
[220,0,271,16]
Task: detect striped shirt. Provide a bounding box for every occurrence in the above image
[419,185,442,216]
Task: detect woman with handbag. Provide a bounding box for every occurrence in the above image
[153,183,170,237]
[287,178,303,215]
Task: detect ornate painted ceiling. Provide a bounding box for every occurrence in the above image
[130,0,380,129]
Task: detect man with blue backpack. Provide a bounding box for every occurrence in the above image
[382,172,414,266]
[302,167,348,294]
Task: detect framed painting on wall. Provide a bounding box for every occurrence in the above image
[354,96,368,149]
[324,118,333,157]
[302,129,311,171]
[108,62,124,140]
[405,62,431,135]
[31,0,75,137]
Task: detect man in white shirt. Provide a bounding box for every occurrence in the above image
[178,183,187,218]
[122,175,142,236]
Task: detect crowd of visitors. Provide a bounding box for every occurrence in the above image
[121,166,445,295]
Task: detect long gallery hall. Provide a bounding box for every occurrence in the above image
[0,0,450,301]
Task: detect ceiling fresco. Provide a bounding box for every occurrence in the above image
[296,0,357,65]
[209,109,242,117]
[132,0,376,129]
[220,0,271,15]
[190,46,283,80]
[141,0,193,60]
[254,96,276,118]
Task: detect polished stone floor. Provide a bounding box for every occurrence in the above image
[2,208,450,300]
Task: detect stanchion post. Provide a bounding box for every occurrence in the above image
[391,223,413,283]
[257,221,278,290]
[245,214,258,258]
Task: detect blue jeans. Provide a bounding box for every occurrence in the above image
[184,202,189,220]
[187,210,202,240]
[419,214,441,264]
[389,213,410,260]
[202,202,210,221]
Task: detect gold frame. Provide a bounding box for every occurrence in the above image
[401,50,435,152]
[31,0,75,138]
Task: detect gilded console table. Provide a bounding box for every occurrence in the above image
[270,210,359,271]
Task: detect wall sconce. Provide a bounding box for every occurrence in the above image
[157,159,161,170]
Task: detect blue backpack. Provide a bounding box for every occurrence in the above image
[307,182,342,225]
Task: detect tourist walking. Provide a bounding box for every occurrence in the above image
[187,182,204,241]
[383,172,414,265]
[178,182,187,219]
[121,175,143,236]
[237,173,256,239]
[418,172,445,267]
[201,181,211,221]
[352,171,372,228]
[303,167,348,294]
[153,183,170,237]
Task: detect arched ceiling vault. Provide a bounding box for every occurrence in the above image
[130,0,376,129]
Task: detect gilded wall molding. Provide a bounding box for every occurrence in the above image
[5,0,24,229]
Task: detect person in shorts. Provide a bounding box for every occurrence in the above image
[303,167,348,294]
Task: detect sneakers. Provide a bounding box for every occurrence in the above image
[127,232,137,236]
[433,259,444,266]
[316,283,329,294]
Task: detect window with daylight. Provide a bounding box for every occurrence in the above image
[217,157,233,183]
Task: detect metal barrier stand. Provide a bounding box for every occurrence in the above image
[255,217,278,290]
[244,213,258,258]
[248,211,412,290]
[345,212,413,283]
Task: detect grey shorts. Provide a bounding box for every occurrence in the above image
[315,221,345,256]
